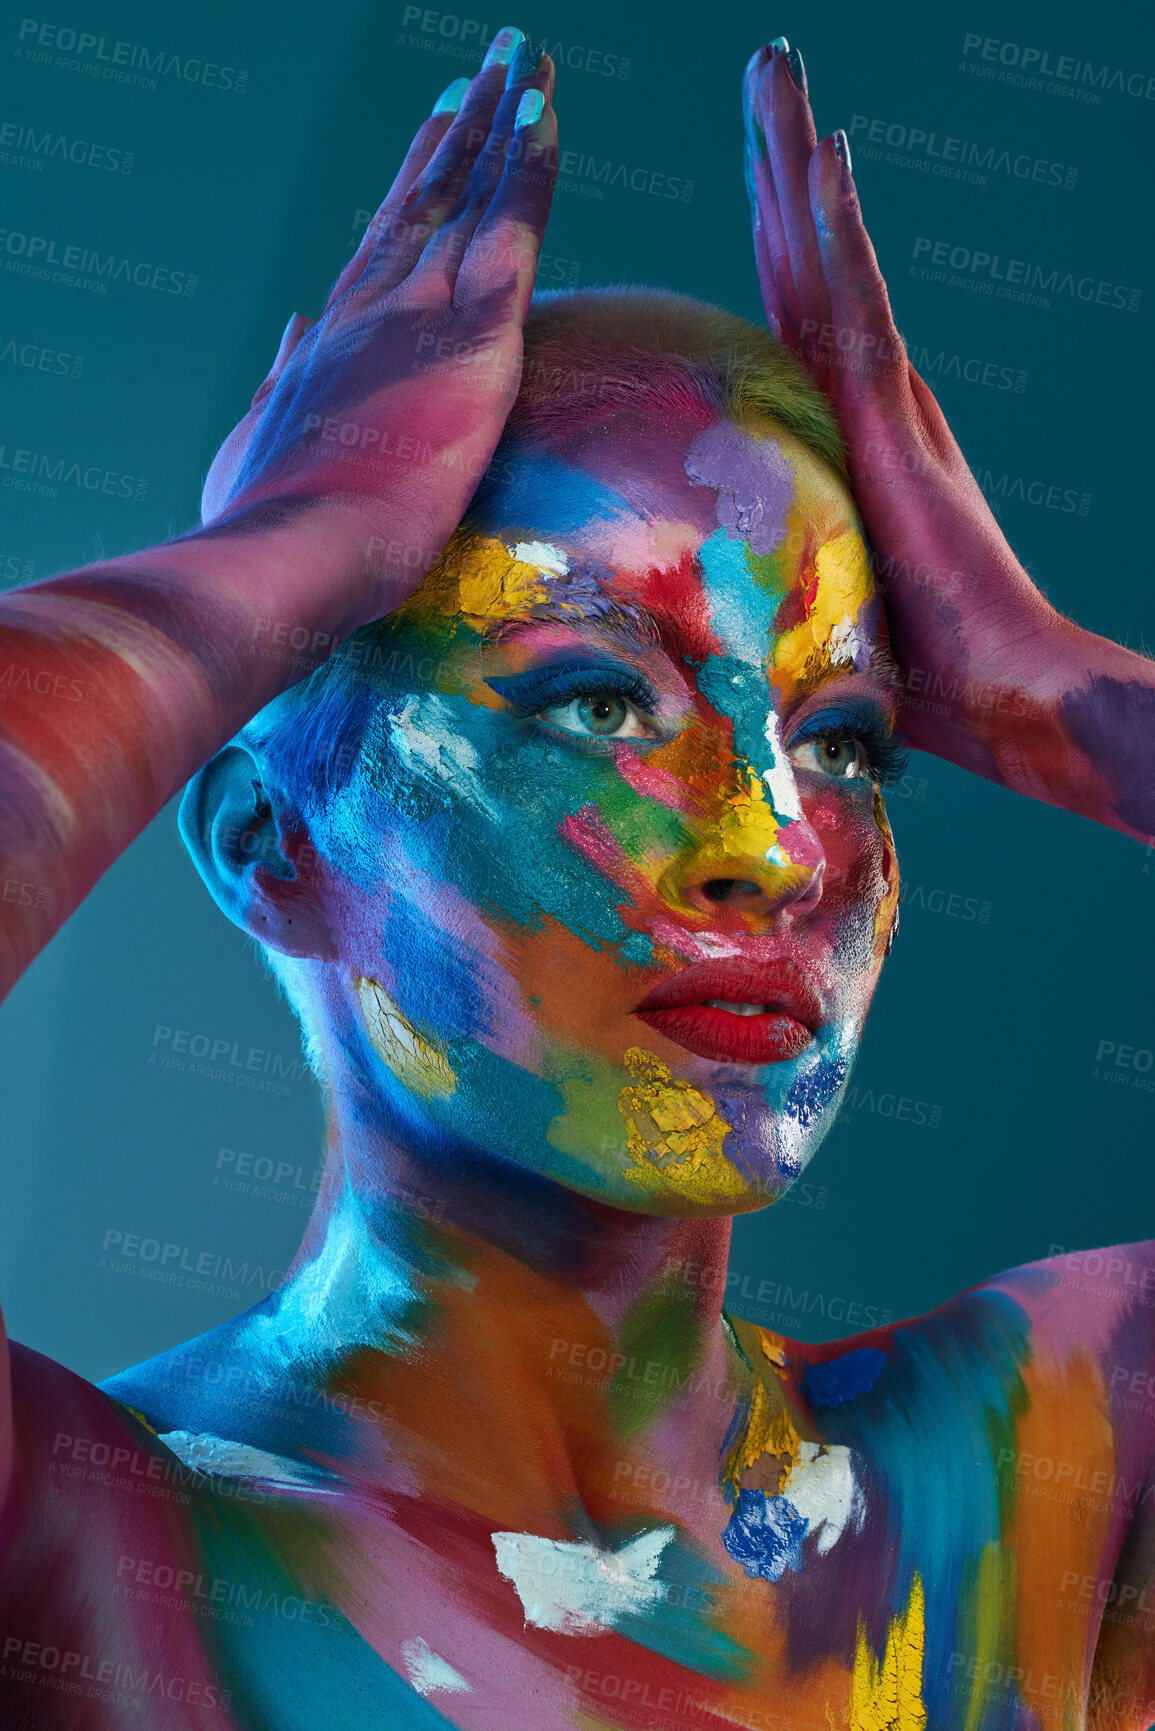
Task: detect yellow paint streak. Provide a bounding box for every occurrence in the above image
[356,976,456,1100]
[616,1047,747,1204]
[851,1574,928,1731]
[871,785,900,960]
[773,526,874,692]
[423,531,551,626]
[720,1324,804,1496]
[718,764,784,860]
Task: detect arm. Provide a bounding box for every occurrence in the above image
[742,42,1155,845]
[0,36,556,999]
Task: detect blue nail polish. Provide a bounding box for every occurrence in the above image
[432,76,470,115]
[515,88,544,129]
[769,36,789,53]
[785,47,806,90]
[506,36,544,87]
[833,129,852,172]
[483,25,524,69]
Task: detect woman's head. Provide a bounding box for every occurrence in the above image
[184,288,901,1218]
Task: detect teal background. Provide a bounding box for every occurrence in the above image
[0,0,1152,1378]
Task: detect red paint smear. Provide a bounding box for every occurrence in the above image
[558,807,668,934]
[610,747,702,816]
[615,549,723,671]
[798,527,820,618]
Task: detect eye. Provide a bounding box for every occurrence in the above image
[787,735,871,780]
[538,692,656,740]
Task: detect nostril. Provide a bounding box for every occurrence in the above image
[702,880,735,903]
[702,879,762,902]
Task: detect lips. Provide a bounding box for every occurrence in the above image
[633,958,823,1065]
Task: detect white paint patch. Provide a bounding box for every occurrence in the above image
[761,710,803,823]
[492,1526,674,1635]
[401,1638,471,1697]
[510,539,569,576]
[781,1441,864,1553]
[388,694,498,819]
[828,613,864,669]
[157,1430,335,1487]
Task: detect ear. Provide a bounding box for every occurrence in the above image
[178,744,338,960]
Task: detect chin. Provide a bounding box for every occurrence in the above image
[556,1020,856,1216]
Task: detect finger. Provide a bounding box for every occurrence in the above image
[807,132,905,389]
[758,49,830,333]
[323,83,469,312]
[452,90,558,317]
[348,29,533,300]
[415,47,556,303]
[743,42,793,341]
[250,312,316,408]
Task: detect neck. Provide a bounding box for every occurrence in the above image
[240,1080,749,1535]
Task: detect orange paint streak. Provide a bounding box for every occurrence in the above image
[1004,1346,1118,1720]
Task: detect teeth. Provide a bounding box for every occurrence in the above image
[703,1000,770,1016]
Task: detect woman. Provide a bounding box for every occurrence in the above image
[0,27,1152,1730]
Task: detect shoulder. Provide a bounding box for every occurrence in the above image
[746,1241,1155,1466]
[4,1338,174,1515]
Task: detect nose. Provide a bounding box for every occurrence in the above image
[656,766,826,925]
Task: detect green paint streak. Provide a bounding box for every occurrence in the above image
[595,771,692,862]
[608,1271,704,1439]
[743,544,789,602]
[957,1543,1014,1731]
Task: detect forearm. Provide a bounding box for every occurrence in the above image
[0,509,368,998]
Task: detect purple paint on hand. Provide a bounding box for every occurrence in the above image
[684,423,793,557]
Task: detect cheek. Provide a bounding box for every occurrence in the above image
[806,785,897,924]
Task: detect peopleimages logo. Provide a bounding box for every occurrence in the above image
[960,33,1155,103]
[0,118,133,174]
[15,19,248,92]
[0,229,197,296]
[848,114,1077,189]
[911,238,1140,312]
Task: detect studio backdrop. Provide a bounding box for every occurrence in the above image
[0,0,1152,1380]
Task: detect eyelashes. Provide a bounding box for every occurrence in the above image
[487,663,907,786]
[787,707,909,788]
[485,661,659,719]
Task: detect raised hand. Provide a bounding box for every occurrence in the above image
[742,40,1155,843]
[0,32,558,996]
[204,29,557,608]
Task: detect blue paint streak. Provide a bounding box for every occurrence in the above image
[816,1290,1032,1725]
[803,1346,888,1408]
[722,1488,808,1581]
[467,449,635,542]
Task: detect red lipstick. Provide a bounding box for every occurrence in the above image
[633,959,822,1065]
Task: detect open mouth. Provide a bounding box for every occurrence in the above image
[633,961,822,1065]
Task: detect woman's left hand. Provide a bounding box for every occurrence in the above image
[741,40,1155,844]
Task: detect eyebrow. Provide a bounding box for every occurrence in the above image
[480,595,726,670]
[482,601,906,707]
[787,643,906,708]
[480,601,662,653]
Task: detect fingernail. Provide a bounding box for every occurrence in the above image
[506,36,544,86]
[432,76,470,115]
[769,35,789,53]
[785,46,806,90]
[832,128,852,172]
[483,25,524,69]
[745,44,771,77]
[515,88,544,129]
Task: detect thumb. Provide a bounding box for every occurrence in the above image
[250,311,315,408]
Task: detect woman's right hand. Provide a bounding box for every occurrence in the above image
[202,28,556,613]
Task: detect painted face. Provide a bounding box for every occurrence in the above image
[308,403,901,1216]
